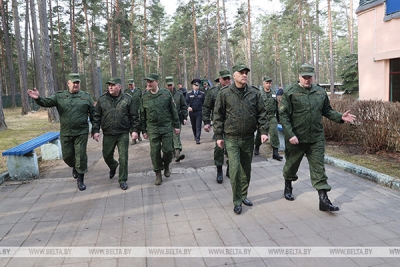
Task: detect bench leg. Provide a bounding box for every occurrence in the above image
[6,152,39,180]
[41,138,62,160]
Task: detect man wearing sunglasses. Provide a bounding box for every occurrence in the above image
[203,69,232,184]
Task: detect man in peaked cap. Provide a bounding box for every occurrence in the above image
[186,78,205,144]
[279,64,356,212]
[213,64,269,214]
[141,73,181,185]
[165,76,188,163]
[92,77,140,190]
[254,75,283,161]
[125,78,143,144]
[203,69,232,184]
[27,73,95,191]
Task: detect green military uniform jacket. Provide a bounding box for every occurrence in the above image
[279,83,344,143]
[202,84,221,125]
[260,88,278,121]
[170,88,188,121]
[92,92,140,136]
[140,88,180,135]
[213,83,269,140]
[34,90,94,136]
[124,87,142,113]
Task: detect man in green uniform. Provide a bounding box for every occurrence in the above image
[141,73,181,185]
[254,76,283,161]
[165,76,188,162]
[279,64,356,211]
[92,77,139,190]
[213,64,269,214]
[124,79,142,144]
[203,69,232,183]
[27,73,94,191]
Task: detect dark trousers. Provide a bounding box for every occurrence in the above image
[189,111,202,142]
[60,134,89,174]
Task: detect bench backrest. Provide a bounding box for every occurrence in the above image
[2,132,60,156]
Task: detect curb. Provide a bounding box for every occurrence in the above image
[324,155,400,192]
[0,171,9,185]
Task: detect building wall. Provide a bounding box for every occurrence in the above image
[357,2,400,101]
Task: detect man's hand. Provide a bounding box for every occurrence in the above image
[131,132,138,140]
[217,140,224,149]
[342,110,356,123]
[93,133,100,142]
[27,88,40,99]
[174,128,181,135]
[183,119,187,125]
[188,107,193,112]
[261,134,269,143]
[204,124,211,132]
[289,136,299,145]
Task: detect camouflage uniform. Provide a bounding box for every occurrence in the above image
[92,88,139,184]
[34,90,94,175]
[213,83,268,206]
[170,87,188,152]
[279,83,344,191]
[255,88,280,149]
[141,88,180,172]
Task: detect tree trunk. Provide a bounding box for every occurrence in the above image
[48,0,59,92]
[315,0,320,83]
[192,1,199,77]
[222,0,230,69]
[129,0,136,79]
[298,0,305,64]
[0,0,17,108]
[217,0,221,69]
[116,0,125,90]
[143,0,147,74]
[56,0,66,91]
[183,49,188,89]
[328,0,335,95]
[107,0,117,76]
[12,0,31,115]
[247,0,252,84]
[70,0,78,72]
[0,71,7,131]
[349,0,354,54]
[30,0,45,96]
[84,1,99,99]
[38,0,60,122]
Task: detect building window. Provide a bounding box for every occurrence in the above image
[390,58,400,102]
[386,0,400,15]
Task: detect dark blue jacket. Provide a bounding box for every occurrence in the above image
[186,90,205,112]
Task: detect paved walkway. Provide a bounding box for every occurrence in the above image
[0,124,400,267]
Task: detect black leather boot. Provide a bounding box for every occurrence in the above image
[272,148,283,161]
[216,165,223,183]
[72,167,78,179]
[77,173,86,191]
[284,180,294,201]
[254,146,260,155]
[318,190,339,211]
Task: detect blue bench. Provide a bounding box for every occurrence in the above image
[277,124,285,151]
[2,132,62,180]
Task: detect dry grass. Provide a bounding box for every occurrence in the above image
[0,108,60,173]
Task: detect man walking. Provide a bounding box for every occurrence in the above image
[27,73,95,191]
[186,79,205,144]
[92,77,140,190]
[254,76,283,161]
[203,69,232,183]
[165,76,187,162]
[141,73,181,185]
[279,64,356,211]
[213,64,269,214]
[124,79,142,144]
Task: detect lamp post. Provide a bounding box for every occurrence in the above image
[96,59,102,95]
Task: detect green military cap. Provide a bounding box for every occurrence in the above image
[263,76,272,82]
[165,76,174,85]
[144,73,159,81]
[67,73,80,82]
[299,64,315,76]
[219,69,231,78]
[106,77,121,85]
[127,79,134,84]
[232,63,250,73]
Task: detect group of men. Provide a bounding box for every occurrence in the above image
[27,62,355,215]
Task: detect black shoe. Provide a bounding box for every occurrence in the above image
[242,198,253,206]
[72,168,78,179]
[273,148,283,161]
[109,168,117,179]
[254,146,260,155]
[234,205,242,214]
[216,166,223,183]
[196,140,200,144]
[120,182,128,190]
[318,190,339,212]
[284,180,294,201]
[77,173,86,191]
